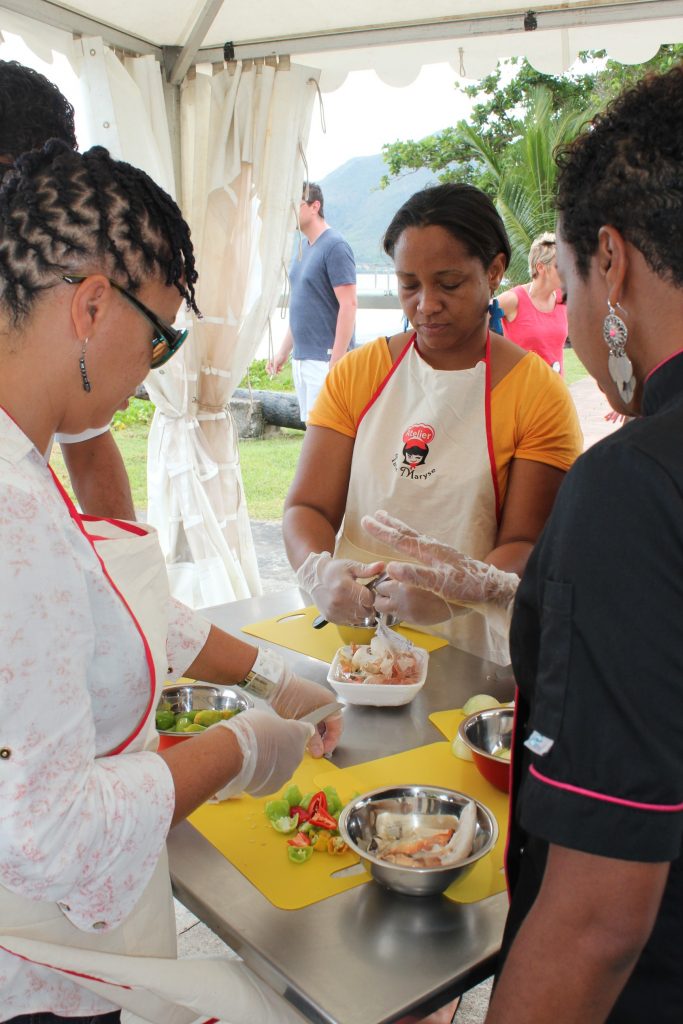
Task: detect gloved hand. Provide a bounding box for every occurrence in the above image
[212,709,314,800]
[251,647,344,756]
[362,510,519,619]
[295,550,385,625]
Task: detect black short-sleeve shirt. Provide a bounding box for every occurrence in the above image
[501,353,683,1021]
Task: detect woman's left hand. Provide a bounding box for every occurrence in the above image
[373,575,452,625]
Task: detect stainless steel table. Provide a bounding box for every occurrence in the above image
[167,588,515,1024]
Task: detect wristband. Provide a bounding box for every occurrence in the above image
[238,647,284,702]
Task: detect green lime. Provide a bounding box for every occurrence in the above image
[155,709,175,732]
[194,709,223,727]
[174,714,193,732]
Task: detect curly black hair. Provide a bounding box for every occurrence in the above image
[0,60,77,158]
[0,141,198,325]
[555,62,683,286]
[383,183,511,271]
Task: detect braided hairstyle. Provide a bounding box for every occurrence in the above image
[0,60,77,158]
[555,63,683,286]
[0,141,198,325]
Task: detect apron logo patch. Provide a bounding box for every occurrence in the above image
[524,730,555,756]
[393,422,436,480]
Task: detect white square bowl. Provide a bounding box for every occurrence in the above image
[327,645,429,707]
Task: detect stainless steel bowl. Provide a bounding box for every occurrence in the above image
[158,683,252,725]
[338,786,498,897]
[458,707,514,793]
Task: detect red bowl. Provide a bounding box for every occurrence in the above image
[458,707,513,793]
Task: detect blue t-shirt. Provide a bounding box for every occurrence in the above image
[289,227,356,361]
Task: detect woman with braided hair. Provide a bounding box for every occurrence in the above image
[0,142,340,1023]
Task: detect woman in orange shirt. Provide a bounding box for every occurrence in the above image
[283,184,582,665]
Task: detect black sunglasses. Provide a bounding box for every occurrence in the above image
[63,275,188,368]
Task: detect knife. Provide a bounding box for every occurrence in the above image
[299,701,345,727]
[312,572,389,629]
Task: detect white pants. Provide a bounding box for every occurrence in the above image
[292,358,329,421]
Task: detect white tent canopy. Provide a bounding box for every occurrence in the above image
[2,0,682,607]
[4,0,683,87]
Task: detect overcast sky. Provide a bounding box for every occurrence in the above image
[307,63,472,178]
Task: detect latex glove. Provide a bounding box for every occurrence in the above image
[295,550,385,625]
[362,510,519,616]
[213,709,314,800]
[252,647,344,757]
[372,575,453,626]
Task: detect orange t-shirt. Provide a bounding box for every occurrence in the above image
[309,337,583,505]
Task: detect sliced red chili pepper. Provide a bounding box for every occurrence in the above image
[287,831,311,847]
[308,807,339,831]
[306,791,328,817]
[289,805,311,822]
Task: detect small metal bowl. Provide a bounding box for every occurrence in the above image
[338,786,498,897]
[458,707,514,793]
[157,683,252,749]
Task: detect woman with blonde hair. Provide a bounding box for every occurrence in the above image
[497,231,568,372]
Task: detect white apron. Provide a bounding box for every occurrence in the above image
[0,475,304,1024]
[336,334,510,665]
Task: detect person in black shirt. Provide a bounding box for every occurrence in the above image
[351,63,683,1024]
[486,63,683,1023]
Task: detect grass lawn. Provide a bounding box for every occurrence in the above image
[49,353,587,518]
[563,347,587,386]
[48,400,305,519]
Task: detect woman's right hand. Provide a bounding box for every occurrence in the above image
[213,710,314,800]
[295,550,385,624]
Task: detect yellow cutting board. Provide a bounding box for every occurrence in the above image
[188,754,366,911]
[313,741,509,905]
[242,605,447,663]
[188,732,509,910]
[430,708,470,743]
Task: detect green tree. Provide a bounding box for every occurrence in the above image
[382,47,683,188]
[381,46,683,283]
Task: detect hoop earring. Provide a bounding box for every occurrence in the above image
[603,300,635,404]
[79,338,92,393]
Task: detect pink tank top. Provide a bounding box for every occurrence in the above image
[502,285,568,372]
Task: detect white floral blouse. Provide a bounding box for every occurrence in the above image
[0,410,210,1017]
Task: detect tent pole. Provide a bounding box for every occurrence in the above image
[0,0,163,59]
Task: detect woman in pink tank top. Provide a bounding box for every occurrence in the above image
[497,233,568,372]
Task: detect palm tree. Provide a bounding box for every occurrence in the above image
[455,87,596,283]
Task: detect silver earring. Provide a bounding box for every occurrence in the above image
[79,338,92,393]
[603,300,635,404]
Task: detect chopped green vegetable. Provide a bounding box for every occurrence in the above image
[287,846,314,864]
[264,798,290,822]
[283,784,303,808]
[323,786,342,817]
[271,814,299,834]
[300,792,314,811]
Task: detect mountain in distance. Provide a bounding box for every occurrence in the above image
[318,155,435,270]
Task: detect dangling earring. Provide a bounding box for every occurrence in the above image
[79,338,92,393]
[603,300,635,404]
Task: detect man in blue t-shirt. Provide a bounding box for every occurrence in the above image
[268,183,357,420]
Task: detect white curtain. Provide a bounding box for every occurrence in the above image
[145,59,319,608]
[73,37,175,196]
